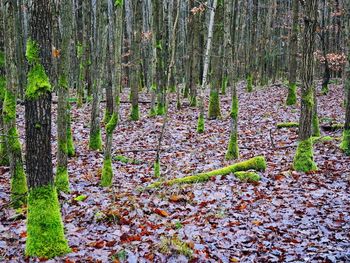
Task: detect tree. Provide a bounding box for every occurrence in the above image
[197,0,218,133]
[55,0,73,193]
[2,0,27,208]
[286,0,299,105]
[24,0,70,258]
[225,0,240,160]
[0,2,9,166]
[293,0,319,172]
[340,3,350,155]
[101,0,123,187]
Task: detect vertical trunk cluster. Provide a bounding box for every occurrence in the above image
[25,0,70,258]
[286,0,299,106]
[2,1,27,208]
[101,0,123,187]
[293,0,319,172]
[55,0,73,193]
[225,0,240,160]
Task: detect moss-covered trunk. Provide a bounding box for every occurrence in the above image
[25,0,70,258]
[101,0,123,187]
[89,0,106,151]
[286,0,299,105]
[55,0,73,193]
[293,0,319,172]
[3,1,27,208]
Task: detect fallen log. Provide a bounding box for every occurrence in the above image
[147,156,266,188]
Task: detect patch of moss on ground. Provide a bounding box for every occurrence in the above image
[276,122,299,129]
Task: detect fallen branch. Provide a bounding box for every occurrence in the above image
[147,156,266,188]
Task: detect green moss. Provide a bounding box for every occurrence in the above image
[286,82,297,105]
[247,73,253,92]
[76,43,83,59]
[114,155,141,164]
[26,185,70,258]
[159,236,193,258]
[3,91,16,124]
[189,96,197,107]
[340,129,350,156]
[7,127,22,154]
[0,141,9,166]
[197,113,205,134]
[301,88,314,108]
[25,39,39,64]
[26,64,52,99]
[277,122,299,129]
[0,51,4,67]
[89,129,102,151]
[154,160,160,177]
[208,90,221,119]
[157,103,166,116]
[234,171,260,182]
[101,158,113,187]
[147,156,266,188]
[55,167,70,193]
[221,76,228,95]
[74,195,87,202]
[225,132,239,160]
[106,113,118,135]
[103,109,111,125]
[321,83,329,95]
[149,107,157,117]
[11,163,27,208]
[293,138,317,172]
[130,104,140,121]
[0,76,6,100]
[312,114,321,137]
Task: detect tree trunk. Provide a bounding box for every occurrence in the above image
[55,0,73,193]
[293,0,319,172]
[197,0,218,133]
[2,0,27,208]
[25,0,70,258]
[286,0,299,105]
[101,0,123,187]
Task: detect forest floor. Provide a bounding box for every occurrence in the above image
[1,82,350,262]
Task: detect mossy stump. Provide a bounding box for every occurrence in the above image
[154,160,160,177]
[293,138,317,172]
[26,185,71,259]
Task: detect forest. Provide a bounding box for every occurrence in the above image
[0,0,350,262]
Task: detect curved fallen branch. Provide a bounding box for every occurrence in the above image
[147,156,266,189]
